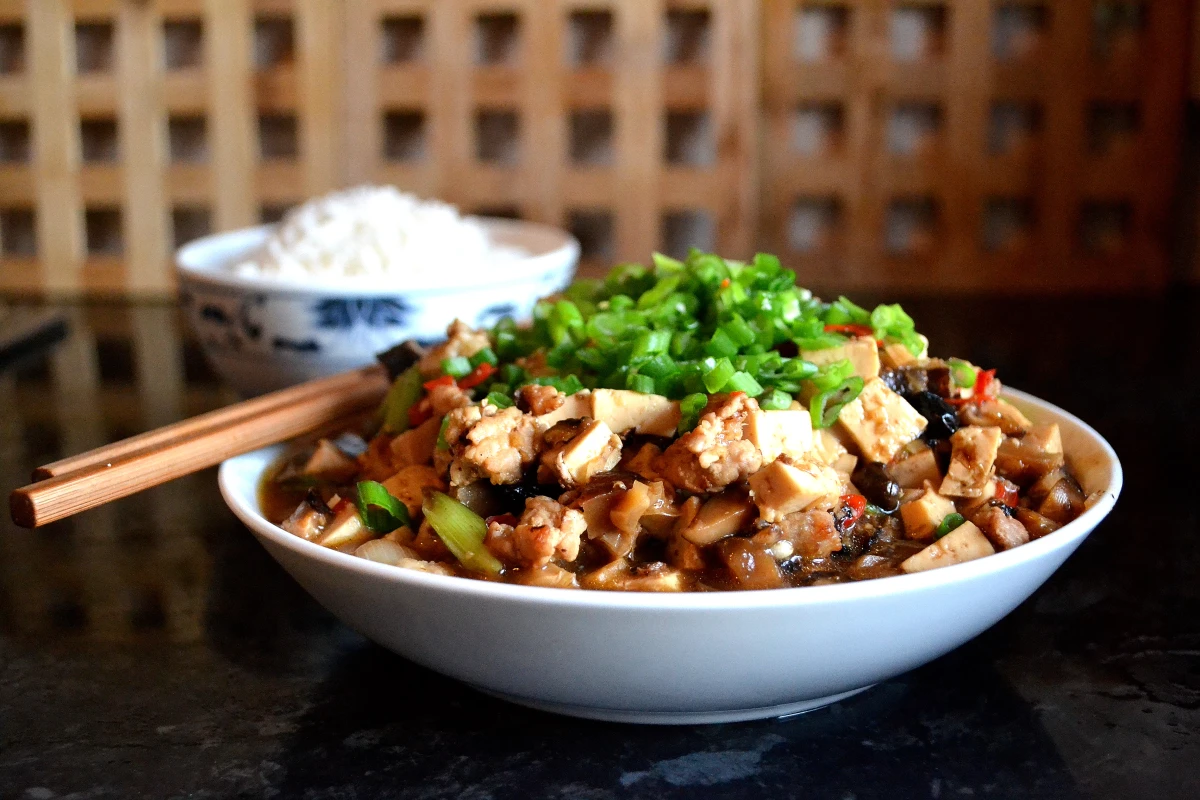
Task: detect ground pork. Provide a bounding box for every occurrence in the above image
[485,496,587,568]
[655,393,764,493]
[418,319,490,377]
[441,404,541,486]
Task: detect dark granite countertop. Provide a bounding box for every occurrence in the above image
[1,296,1197,800]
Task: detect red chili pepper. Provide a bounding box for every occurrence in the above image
[975,368,997,400]
[720,278,731,288]
[486,513,519,528]
[408,398,433,427]
[994,479,1019,507]
[839,494,867,527]
[457,361,496,390]
[422,374,455,391]
[824,324,875,338]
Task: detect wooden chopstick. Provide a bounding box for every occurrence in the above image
[32,364,386,480]
[9,365,391,529]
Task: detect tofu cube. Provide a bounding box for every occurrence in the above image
[890,447,942,489]
[809,427,850,464]
[388,417,441,468]
[381,464,445,517]
[591,389,681,437]
[748,456,842,522]
[939,425,1003,498]
[533,390,592,430]
[836,378,928,464]
[746,408,813,463]
[802,336,881,381]
[900,521,996,573]
[1024,423,1063,455]
[899,486,958,541]
[881,342,917,369]
[550,419,622,487]
[316,506,372,550]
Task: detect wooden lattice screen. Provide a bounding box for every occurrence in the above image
[0,0,1191,296]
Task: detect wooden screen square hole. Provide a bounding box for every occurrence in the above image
[75,23,114,73]
[1088,102,1139,157]
[662,210,715,259]
[0,208,36,256]
[664,9,710,64]
[475,13,520,66]
[259,115,298,161]
[792,103,844,156]
[172,206,211,249]
[1093,2,1144,62]
[982,198,1034,253]
[85,208,123,256]
[0,120,30,163]
[254,16,294,69]
[794,5,849,63]
[665,111,714,166]
[567,11,613,67]
[383,110,425,161]
[163,20,203,70]
[789,197,841,253]
[887,103,941,157]
[80,118,119,163]
[570,109,613,166]
[885,197,939,256]
[891,4,946,62]
[476,110,520,165]
[569,210,615,262]
[381,16,424,63]
[993,4,1047,62]
[988,101,1042,155]
[0,25,24,74]
[169,116,208,163]
[1079,201,1130,255]
[260,204,292,225]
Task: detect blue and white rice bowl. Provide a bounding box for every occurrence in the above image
[176,219,579,395]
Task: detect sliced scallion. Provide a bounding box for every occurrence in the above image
[356,481,412,534]
[422,492,504,576]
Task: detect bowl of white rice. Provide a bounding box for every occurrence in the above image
[176,186,579,395]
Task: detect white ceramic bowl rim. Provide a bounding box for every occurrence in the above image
[177,217,581,297]
[219,387,1122,612]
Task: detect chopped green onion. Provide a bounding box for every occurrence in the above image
[724,371,764,397]
[810,359,855,392]
[678,393,709,433]
[436,416,451,450]
[422,492,504,576]
[703,358,736,393]
[441,356,472,378]
[356,481,412,534]
[759,388,793,410]
[627,373,656,394]
[631,329,671,358]
[381,367,423,434]
[934,513,967,540]
[949,358,976,388]
[469,347,499,368]
[809,376,864,429]
[705,328,740,359]
[485,390,514,409]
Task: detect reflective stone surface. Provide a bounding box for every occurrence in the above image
[1,298,1197,799]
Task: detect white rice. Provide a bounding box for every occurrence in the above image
[230,186,524,282]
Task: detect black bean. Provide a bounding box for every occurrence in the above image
[852,461,902,512]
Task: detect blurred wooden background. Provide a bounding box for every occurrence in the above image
[0,0,1193,296]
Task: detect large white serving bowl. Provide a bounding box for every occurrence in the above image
[176,218,579,395]
[218,389,1121,725]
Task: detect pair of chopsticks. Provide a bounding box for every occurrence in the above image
[9,364,391,529]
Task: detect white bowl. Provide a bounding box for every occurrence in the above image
[176,218,579,395]
[218,389,1121,724]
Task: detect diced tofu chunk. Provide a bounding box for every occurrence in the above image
[388,417,441,469]
[748,456,842,522]
[890,447,942,489]
[802,337,881,381]
[899,486,958,541]
[940,425,1003,498]
[900,521,996,573]
[316,506,372,550]
[809,427,849,464]
[680,492,757,546]
[381,464,445,517]
[302,439,358,482]
[533,390,592,430]
[549,419,622,487]
[591,389,681,437]
[837,378,928,464]
[1024,423,1063,455]
[746,408,813,463]
[881,342,917,369]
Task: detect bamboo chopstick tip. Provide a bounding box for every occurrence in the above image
[9,488,37,529]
